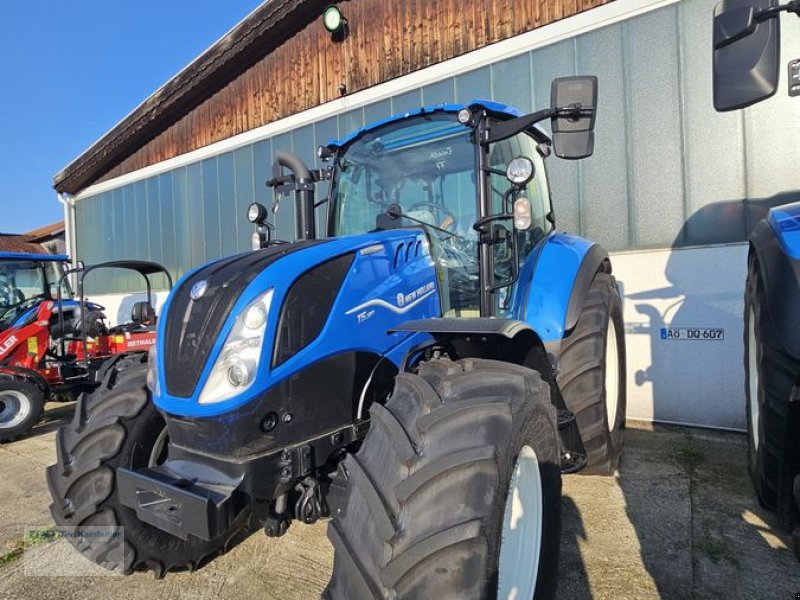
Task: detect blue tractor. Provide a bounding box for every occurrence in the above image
[47,76,626,599]
[713,0,800,556]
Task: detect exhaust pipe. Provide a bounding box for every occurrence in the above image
[271,151,316,241]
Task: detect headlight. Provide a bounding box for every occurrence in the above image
[198,289,274,405]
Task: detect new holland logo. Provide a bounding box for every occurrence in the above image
[346,282,436,317]
[190,280,209,300]
[0,335,18,357]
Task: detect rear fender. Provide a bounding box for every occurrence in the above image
[510,233,610,342]
[392,317,585,461]
[750,213,800,363]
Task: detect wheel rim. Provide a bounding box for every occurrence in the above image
[148,427,169,467]
[498,445,543,600]
[605,318,620,431]
[0,390,31,429]
[747,307,760,450]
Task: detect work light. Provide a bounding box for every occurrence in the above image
[323,5,348,42]
[248,202,267,225]
[323,5,343,31]
[506,156,535,186]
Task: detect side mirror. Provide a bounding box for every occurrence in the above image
[550,76,598,160]
[712,0,780,111]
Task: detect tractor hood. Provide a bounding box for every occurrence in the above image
[153,230,440,418]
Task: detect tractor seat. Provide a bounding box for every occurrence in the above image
[108,301,157,334]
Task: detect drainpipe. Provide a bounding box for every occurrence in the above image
[57,192,76,266]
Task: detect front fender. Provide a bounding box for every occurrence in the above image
[510,232,609,342]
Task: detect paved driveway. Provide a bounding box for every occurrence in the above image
[0,405,796,599]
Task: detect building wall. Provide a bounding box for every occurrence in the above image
[94,0,608,185]
[71,0,800,428]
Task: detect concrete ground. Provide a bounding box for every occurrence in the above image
[0,404,797,599]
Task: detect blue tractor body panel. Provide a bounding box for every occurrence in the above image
[153,228,602,417]
[153,230,439,418]
[0,252,69,262]
[768,201,800,260]
[509,232,597,342]
[9,299,91,330]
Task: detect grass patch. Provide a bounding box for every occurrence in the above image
[0,528,60,568]
[0,544,23,566]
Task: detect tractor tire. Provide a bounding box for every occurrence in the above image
[0,379,45,442]
[324,358,562,600]
[46,354,251,576]
[557,272,626,475]
[744,254,800,530]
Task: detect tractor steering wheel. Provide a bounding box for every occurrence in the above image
[10,289,25,304]
[407,202,457,231]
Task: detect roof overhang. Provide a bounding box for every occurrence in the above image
[53,0,326,196]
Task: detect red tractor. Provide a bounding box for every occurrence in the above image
[0,253,171,441]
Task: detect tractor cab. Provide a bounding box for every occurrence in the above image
[0,252,70,333]
[326,107,552,317]
[261,76,597,320]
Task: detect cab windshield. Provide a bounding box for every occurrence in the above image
[331,113,481,314]
[0,259,66,330]
[330,111,552,315]
[332,113,478,239]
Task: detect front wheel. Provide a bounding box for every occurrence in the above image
[324,358,562,600]
[0,379,45,442]
[46,354,251,576]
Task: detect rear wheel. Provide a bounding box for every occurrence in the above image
[0,379,45,443]
[744,254,800,530]
[46,354,251,576]
[324,358,562,600]
[557,272,626,475]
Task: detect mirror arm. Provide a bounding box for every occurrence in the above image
[484,108,555,145]
[755,0,800,21]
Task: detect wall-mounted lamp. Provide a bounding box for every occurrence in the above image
[323,5,349,43]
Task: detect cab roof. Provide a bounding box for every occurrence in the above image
[0,252,69,262]
[327,100,549,150]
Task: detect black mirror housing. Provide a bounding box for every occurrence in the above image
[550,76,598,160]
[712,0,780,111]
[713,5,756,48]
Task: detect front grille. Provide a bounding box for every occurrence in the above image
[163,241,325,398]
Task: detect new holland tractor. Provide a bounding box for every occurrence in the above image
[712,0,800,556]
[48,76,626,599]
[0,253,169,442]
